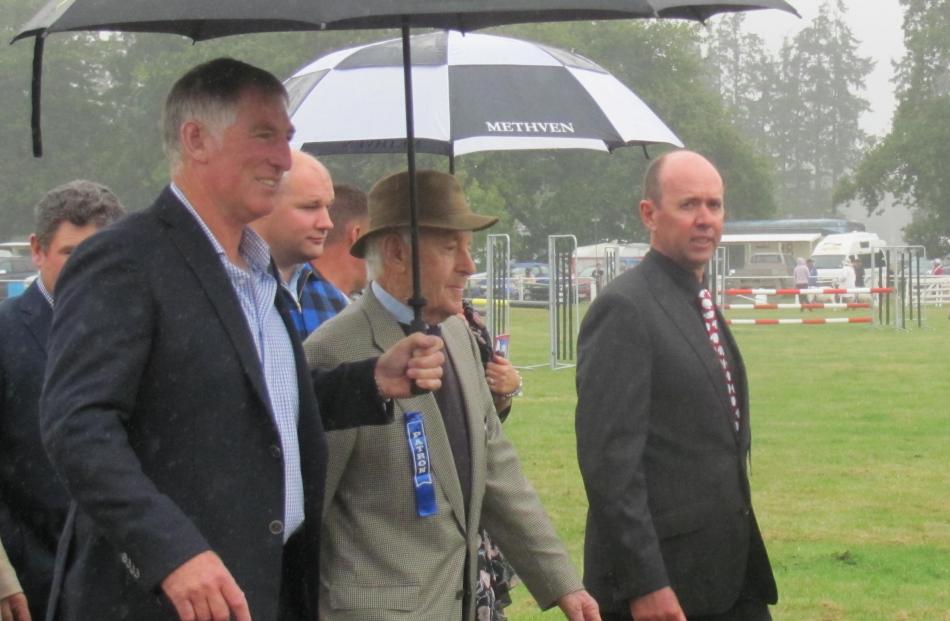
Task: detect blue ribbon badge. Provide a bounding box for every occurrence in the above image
[404,411,437,517]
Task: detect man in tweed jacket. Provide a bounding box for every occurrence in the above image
[304,170,600,621]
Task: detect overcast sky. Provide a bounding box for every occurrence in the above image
[738,0,906,137]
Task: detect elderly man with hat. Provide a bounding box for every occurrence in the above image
[303,170,600,621]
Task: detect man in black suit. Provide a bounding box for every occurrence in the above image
[575,150,777,621]
[40,58,443,621]
[0,180,125,621]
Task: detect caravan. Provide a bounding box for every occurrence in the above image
[573,242,650,275]
[810,232,886,286]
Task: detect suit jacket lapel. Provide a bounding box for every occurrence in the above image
[17,282,53,353]
[361,289,468,530]
[644,261,738,442]
[441,317,489,535]
[154,188,271,411]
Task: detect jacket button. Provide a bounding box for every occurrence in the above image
[270,445,282,459]
[269,520,284,535]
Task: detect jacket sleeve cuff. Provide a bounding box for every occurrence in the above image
[311,357,393,430]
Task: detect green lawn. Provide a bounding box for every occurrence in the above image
[496,304,950,620]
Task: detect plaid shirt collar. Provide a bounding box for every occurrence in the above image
[283,264,350,339]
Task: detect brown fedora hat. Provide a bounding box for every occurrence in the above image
[351,169,498,258]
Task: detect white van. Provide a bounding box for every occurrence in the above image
[810,232,886,286]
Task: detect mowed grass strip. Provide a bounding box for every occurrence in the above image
[496,305,949,620]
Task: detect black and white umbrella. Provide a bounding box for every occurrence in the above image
[286,30,683,164]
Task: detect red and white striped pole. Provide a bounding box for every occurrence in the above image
[728,317,874,325]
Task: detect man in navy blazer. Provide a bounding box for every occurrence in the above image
[576,151,777,621]
[40,58,443,621]
[0,180,125,621]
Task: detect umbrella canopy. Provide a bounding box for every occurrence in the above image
[286,30,683,161]
[15,0,797,40]
[14,1,654,40]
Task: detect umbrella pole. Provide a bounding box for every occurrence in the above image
[401,21,427,334]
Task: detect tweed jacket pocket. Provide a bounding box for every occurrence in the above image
[327,582,420,611]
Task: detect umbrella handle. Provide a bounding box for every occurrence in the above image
[31,33,45,158]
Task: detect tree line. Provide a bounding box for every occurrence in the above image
[1,0,942,259]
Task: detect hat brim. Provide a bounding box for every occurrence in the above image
[351,213,498,258]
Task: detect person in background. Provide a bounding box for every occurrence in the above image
[310,184,370,301]
[839,258,856,303]
[460,300,522,419]
[576,150,777,621]
[591,263,606,295]
[792,257,810,311]
[460,299,522,620]
[930,258,943,276]
[852,257,865,288]
[250,149,337,339]
[0,180,124,621]
[806,258,818,287]
[806,258,819,305]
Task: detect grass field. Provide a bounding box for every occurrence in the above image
[493,303,950,620]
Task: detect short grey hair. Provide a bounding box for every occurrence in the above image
[34,180,125,248]
[363,228,412,281]
[162,57,287,170]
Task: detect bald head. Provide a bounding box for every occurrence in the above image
[642,150,722,204]
[252,150,334,280]
[286,150,330,187]
[639,150,724,281]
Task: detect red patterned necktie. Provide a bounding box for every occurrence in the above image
[698,289,740,434]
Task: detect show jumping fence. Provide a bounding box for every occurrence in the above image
[547,235,579,370]
[712,245,934,330]
[478,234,579,370]
[721,286,894,327]
[485,233,510,348]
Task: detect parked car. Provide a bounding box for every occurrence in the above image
[465,262,549,300]
[577,265,608,297]
[0,241,30,257]
[523,269,593,302]
[465,261,598,303]
[0,255,37,301]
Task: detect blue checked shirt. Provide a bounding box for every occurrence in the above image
[36,276,54,308]
[172,184,304,541]
[281,264,350,339]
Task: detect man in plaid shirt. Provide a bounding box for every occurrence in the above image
[293,266,350,338]
[252,150,349,339]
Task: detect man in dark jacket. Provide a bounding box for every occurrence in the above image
[40,58,443,621]
[0,180,124,621]
[576,150,777,621]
